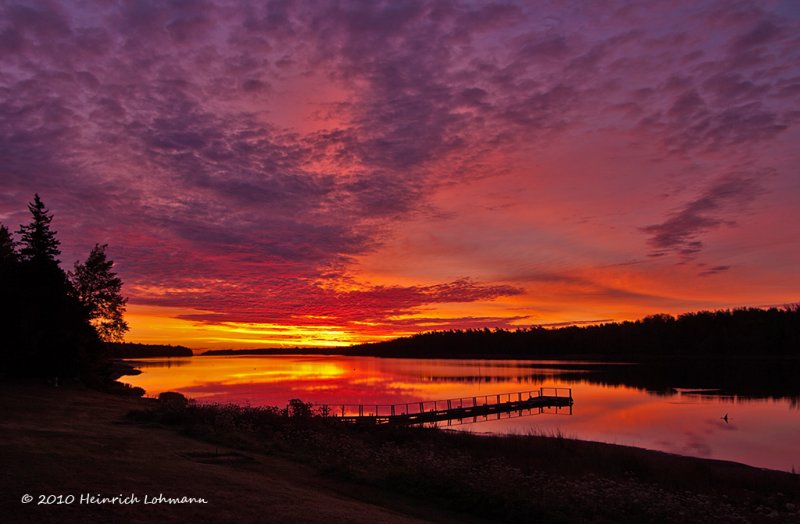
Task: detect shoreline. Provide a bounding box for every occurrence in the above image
[3,378,798,523]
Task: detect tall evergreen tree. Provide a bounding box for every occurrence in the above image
[17,194,61,265]
[0,223,16,268]
[0,223,20,366]
[6,195,96,377]
[70,244,129,342]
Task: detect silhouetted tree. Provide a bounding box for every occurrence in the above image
[70,244,129,342]
[0,224,16,267]
[0,195,107,379]
[17,194,61,266]
[0,223,21,368]
[1,196,135,381]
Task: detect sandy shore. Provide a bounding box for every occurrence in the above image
[0,381,474,524]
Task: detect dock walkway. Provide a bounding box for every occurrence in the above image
[313,387,573,425]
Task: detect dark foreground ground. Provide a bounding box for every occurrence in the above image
[0,381,467,524]
[1,381,798,523]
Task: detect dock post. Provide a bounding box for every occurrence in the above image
[359,404,363,417]
[391,405,395,416]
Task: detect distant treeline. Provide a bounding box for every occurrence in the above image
[203,348,333,356]
[105,342,193,358]
[348,307,800,358]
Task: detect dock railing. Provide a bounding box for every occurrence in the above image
[307,387,572,419]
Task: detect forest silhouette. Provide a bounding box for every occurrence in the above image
[349,307,800,358]
[0,195,127,380]
[343,308,800,398]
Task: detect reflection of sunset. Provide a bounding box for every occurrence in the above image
[122,356,800,472]
[229,362,345,381]
[127,356,348,399]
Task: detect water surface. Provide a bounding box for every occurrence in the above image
[122,355,800,472]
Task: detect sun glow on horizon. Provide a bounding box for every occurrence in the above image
[125,304,402,349]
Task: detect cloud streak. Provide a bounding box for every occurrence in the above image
[641,171,768,258]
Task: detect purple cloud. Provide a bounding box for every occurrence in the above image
[698,265,731,277]
[641,171,768,258]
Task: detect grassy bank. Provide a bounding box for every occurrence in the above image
[130,396,800,523]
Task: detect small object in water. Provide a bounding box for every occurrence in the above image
[721,413,729,423]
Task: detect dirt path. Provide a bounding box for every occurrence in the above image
[0,382,464,524]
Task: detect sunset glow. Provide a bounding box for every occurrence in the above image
[2,1,799,348]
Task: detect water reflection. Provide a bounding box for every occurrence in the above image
[429,404,574,428]
[127,358,193,369]
[121,355,800,472]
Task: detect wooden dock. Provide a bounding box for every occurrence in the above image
[313,387,573,425]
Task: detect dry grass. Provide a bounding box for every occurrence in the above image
[129,395,800,523]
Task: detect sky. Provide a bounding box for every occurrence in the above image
[1,0,799,349]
